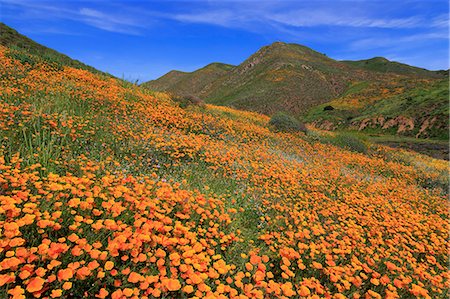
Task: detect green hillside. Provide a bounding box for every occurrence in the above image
[203,42,369,115]
[143,42,374,116]
[142,62,234,96]
[341,57,443,78]
[0,22,109,76]
[144,42,444,118]
[305,78,449,139]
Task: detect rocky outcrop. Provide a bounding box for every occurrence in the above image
[309,119,339,131]
[381,116,415,133]
[355,116,386,130]
[312,114,448,138]
[416,116,437,138]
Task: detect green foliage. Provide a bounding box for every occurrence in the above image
[332,133,368,154]
[172,94,206,108]
[342,57,443,78]
[319,132,368,154]
[142,63,235,96]
[269,112,307,133]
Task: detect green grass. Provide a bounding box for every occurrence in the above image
[341,81,370,97]
[342,57,443,78]
[354,79,449,119]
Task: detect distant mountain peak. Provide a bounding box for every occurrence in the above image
[370,57,390,62]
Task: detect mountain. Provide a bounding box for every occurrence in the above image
[142,62,234,96]
[341,57,443,78]
[143,42,444,117]
[0,22,108,75]
[144,42,369,115]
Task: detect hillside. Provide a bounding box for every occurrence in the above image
[341,57,443,78]
[143,42,372,115]
[143,42,444,117]
[0,23,108,75]
[305,78,449,139]
[1,33,449,299]
[143,63,234,96]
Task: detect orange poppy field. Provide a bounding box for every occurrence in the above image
[0,45,448,299]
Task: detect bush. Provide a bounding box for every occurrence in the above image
[269,112,307,133]
[323,105,334,111]
[172,94,205,108]
[330,133,368,154]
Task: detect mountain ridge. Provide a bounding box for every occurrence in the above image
[143,41,444,116]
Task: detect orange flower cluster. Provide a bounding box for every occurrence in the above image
[0,45,448,299]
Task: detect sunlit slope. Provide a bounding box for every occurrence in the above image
[305,78,449,139]
[144,42,374,116]
[143,42,445,119]
[0,23,108,76]
[341,57,443,78]
[0,44,449,299]
[142,63,235,97]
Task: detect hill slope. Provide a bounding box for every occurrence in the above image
[0,22,108,75]
[341,57,443,78]
[0,31,449,299]
[144,42,371,115]
[143,62,234,96]
[143,42,444,117]
[305,78,449,139]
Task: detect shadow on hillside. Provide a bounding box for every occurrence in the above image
[378,141,449,160]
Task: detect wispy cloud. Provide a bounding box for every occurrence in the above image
[1,0,148,35]
[3,0,448,35]
[78,8,145,35]
[165,3,444,30]
[432,14,450,28]
[350,32,449,51]
[268,10,423,29]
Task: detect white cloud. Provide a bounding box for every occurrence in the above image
[268,10,423,29]
[78,8,145,34]
[3,0,448,43]
[350,32,449,51]
[2,0,148,35]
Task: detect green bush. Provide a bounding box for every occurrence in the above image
[269,112,307,133]
[329,133,368,154]
[172,94,205,108]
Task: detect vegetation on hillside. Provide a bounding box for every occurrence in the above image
[0,36,449,299]
[0,23,108,76]
[341,57,443,78]
[143,42,445,124]
[143,42,376,116]
[142,63,235,97]
[305,78,449,139]
[269,112,307,133]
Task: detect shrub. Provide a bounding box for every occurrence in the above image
[323,105,334,111]
[172,94,205,108]
[269,112,307,133]
[330,133,368,154]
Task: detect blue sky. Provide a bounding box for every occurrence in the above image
[1,0,448,81]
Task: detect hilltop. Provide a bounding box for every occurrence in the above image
[341,57,443,78]
[144,63,235,96]
[0,26,449,299]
